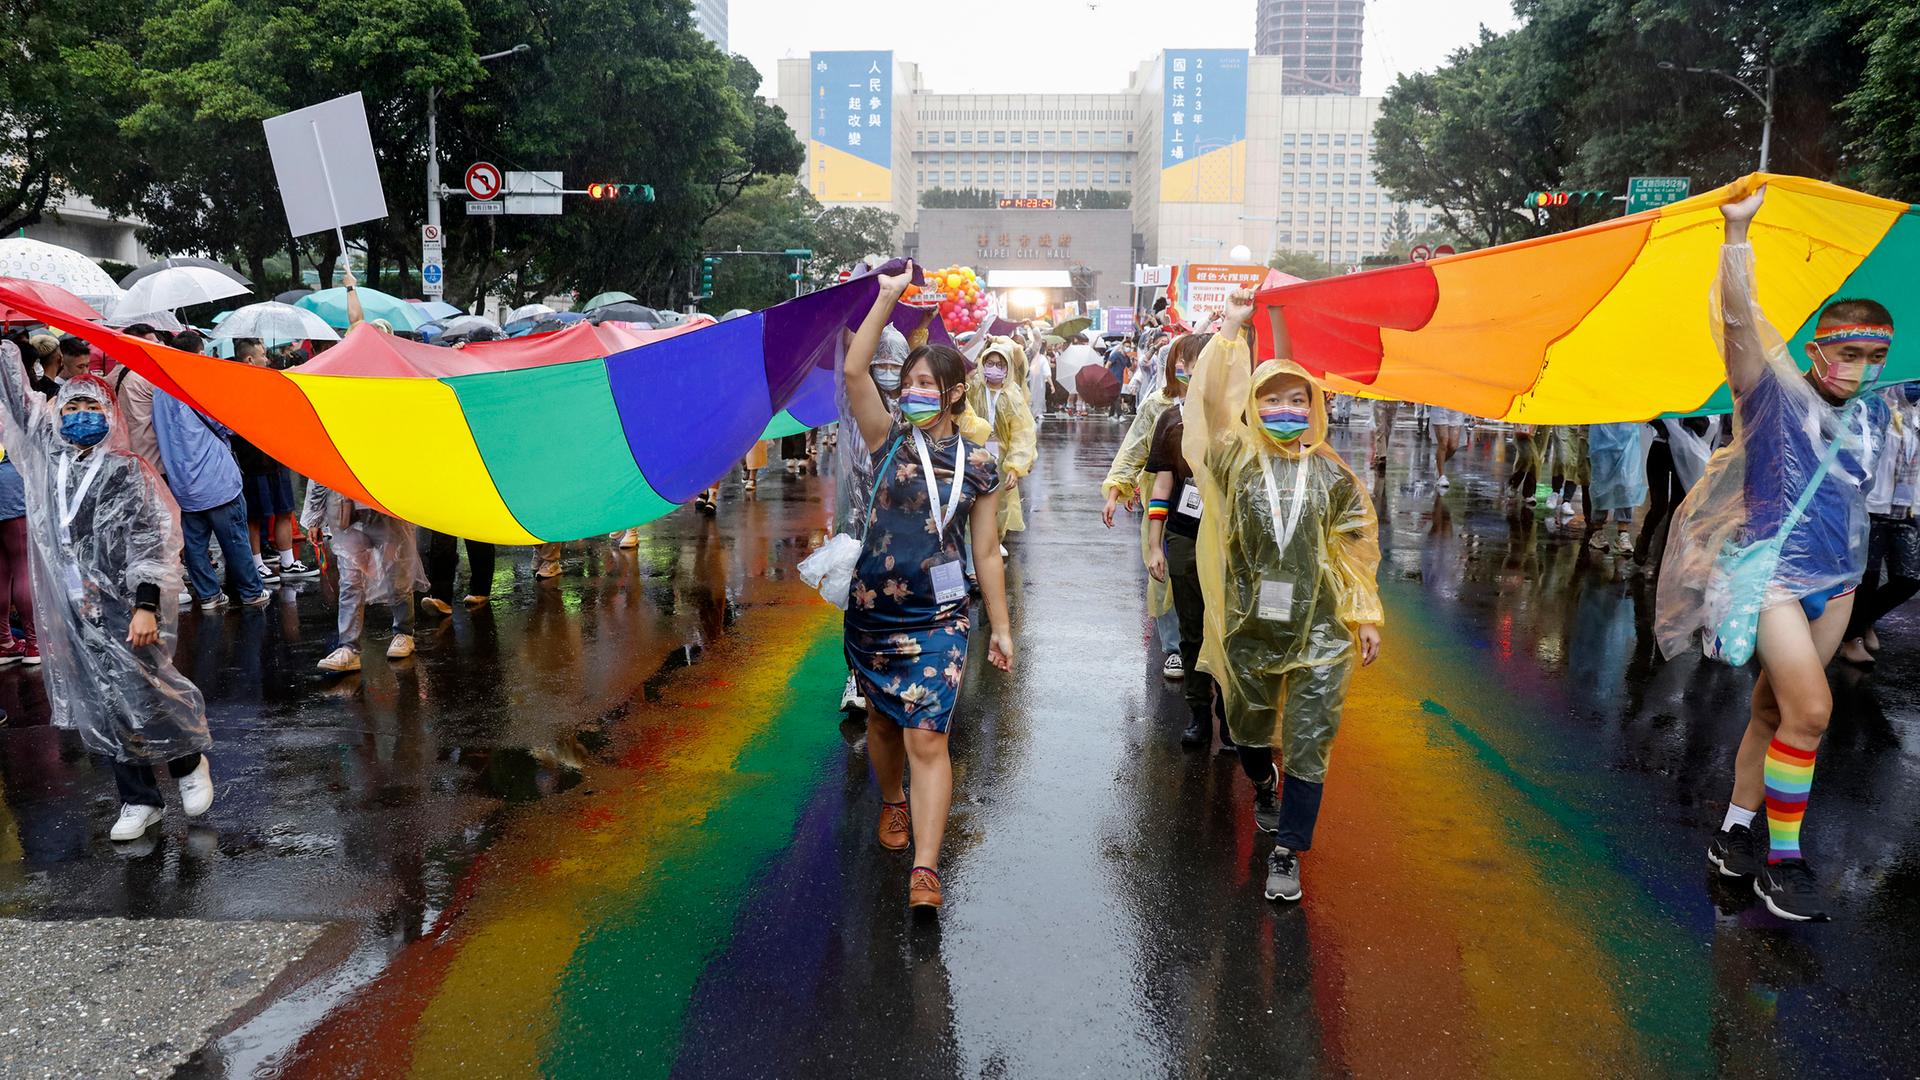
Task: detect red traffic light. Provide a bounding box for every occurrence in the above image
[588,182,608,200]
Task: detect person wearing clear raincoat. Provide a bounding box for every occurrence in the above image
[1182,290,1383,903]
[966,339,1038,544]
[0,343,216,841]
[301,481,429,674]
[1657,184,1894,922]
[1102,350,1186,676]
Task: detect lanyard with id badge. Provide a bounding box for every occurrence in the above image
[55,451,106,610]
[1256,453,1312,623]
[984,390,1003,459]
[914,428,969,604]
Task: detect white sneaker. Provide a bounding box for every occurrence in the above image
[839,673,866,713]
[386,634,415,659]
[1436,474,1451,490]
[176,589,194,605]
[110,803,163,841]
[254,560,280,584]
[242,590,272,608]
[318,646,361,673]
[197,592,229,610]
[279,560,321,580]
[1558,501,1577,519]
[1163,651,1185,680]
[998,544,1009,557]
[1613,530,1635,556]
[1547,493,1561,514]
[178,757,214,817]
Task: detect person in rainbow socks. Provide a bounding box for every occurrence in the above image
[1657,184,1895,921]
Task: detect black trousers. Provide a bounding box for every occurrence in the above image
[1165,532,1221,722]
[112,753,202,808]
[1636,440,1685,565]
[427,531,497,602]
[1848,515,1920,639]
[1235,745,1326,852]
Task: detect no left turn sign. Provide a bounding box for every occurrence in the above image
[465,162,502,201]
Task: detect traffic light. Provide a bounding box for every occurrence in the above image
[1525,189,1610,208]
[587,182,655,202]
[698,256,720,296]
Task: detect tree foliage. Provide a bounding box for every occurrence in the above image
[1053,188,1130,209]
[919,187,997,208]
[1268,251,1338,280]
[1839,0,1920,197]
[696,177,897,314]
[0,0,145,234]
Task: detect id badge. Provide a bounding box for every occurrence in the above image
[1257,579,1294,622]
[1177,482,1204,519]
[930,559,968,604]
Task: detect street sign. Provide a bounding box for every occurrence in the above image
[421,223,442,244]
[1410,244,1432,262]
[504,170,563,215]
[466,201,504,216]
[1626,176,1691,214]
[421,255,444,298]
[465,162,502,201]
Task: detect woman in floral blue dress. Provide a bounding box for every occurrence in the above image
[845,262,1015,912]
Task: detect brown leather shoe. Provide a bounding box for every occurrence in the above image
[909,866,943,910]
[877,801,910,851]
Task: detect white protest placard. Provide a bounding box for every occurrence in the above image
[262,92,389,248]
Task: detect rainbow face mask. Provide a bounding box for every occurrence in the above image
[899,387,946,428]
[1259,405,1311,443]
[1174,365,1190,386]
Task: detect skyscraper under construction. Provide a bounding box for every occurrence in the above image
[1255,0,1364,96]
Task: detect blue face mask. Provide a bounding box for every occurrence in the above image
[1902,382,1920,405]
[873,366,903,393]
[59,410,108,447]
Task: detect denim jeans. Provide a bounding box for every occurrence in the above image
[180,496,264,602]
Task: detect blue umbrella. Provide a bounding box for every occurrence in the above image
[295,285,428,331]
[410,299,463,321]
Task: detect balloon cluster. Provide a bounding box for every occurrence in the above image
[930,265,989,334]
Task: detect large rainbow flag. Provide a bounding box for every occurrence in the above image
[0,267,938,544]
[1254,173,1918,422]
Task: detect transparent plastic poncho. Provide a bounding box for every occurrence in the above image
[1103,387,1180,617]
[833,324,908,536]
[299,483,428,605]
[967,340,1038,536]
[1182,336,1383,780]
[0,343,207,762]
[1586,421,1649,513]
[1655,243,1875,660]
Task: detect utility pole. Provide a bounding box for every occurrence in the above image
[1656,59,1777,172]
[426,44,531,235]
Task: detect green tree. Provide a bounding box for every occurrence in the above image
[809,204,898,286]
[699,177,817,313]
[919,187,996,208]
[1840,0,1920,198]
[0,0,143,234]
[1054,188,1130,209]
[1268,250,1338,280]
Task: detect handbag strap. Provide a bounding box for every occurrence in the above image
[1778,402,1861,537]
[866,434,905,516]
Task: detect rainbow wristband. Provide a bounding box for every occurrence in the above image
[1147,498,1170,521]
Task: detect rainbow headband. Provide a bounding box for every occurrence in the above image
[1814,324,1894,347]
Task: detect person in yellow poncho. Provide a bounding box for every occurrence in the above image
[966,339,1038,549]
[1182,289,1383,904]
[1101,343,1185,677]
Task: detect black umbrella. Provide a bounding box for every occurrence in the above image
[121,256,251,289]
[588,301,660,326]
[274,288,314,305]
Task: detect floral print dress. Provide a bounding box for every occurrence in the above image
[845,422,1000,733]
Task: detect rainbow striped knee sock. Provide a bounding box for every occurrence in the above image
[1763,739,1817,863]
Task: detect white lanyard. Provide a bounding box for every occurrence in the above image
[985,389,1000,428]
[1258,451,1312,554]
[912,428,966,534]
[55,451,106,545]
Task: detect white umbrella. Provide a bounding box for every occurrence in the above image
[211,301,339,342]
[103,309,186,332]
[0,237,122,311]
[116,265,251,316]
[507,302,554,323]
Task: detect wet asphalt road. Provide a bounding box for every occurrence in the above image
[3,414,1920,1078]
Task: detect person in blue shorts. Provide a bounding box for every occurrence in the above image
[1657,184,1895,922]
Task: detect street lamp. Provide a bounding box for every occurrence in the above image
[1240,214,1281,266]
[427,44,532,232]
[1657,59,1776,172]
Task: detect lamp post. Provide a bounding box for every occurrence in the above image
[1657,60,1776,172]
[1240,214,1281,266]
[427,44,531,232]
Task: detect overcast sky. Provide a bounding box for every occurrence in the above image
[731,0,1519,98]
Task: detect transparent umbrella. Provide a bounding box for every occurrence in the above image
[0,238,122,311]
[507,302,555,324]
[115,265,252,316]
[211,301,340,342]
[119,256,250,290]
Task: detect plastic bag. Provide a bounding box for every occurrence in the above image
[799,532,864,608]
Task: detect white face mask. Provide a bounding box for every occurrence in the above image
[873,365,903,392]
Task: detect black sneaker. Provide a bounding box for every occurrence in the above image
[1754,859,1831,922]
[1265,847,1302,902]
[1707,823,1762,879]
[1252,768,1280,835]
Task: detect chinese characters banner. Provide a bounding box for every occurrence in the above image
[1160,49,1248,205]
[809,51,893,203]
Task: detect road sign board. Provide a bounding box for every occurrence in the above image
[466,200,504,216]
[421,250,444,298]
[422,265,443,285]
[465,162,502,201]
[1626,176,1690,214]
[504,171,563,215]
[421,223,442,244]
[1410,244,1432,262]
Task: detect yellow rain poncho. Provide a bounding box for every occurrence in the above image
[1104,386,1180,617]
[967,340,1038,536]
[1182,334,1383,781]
